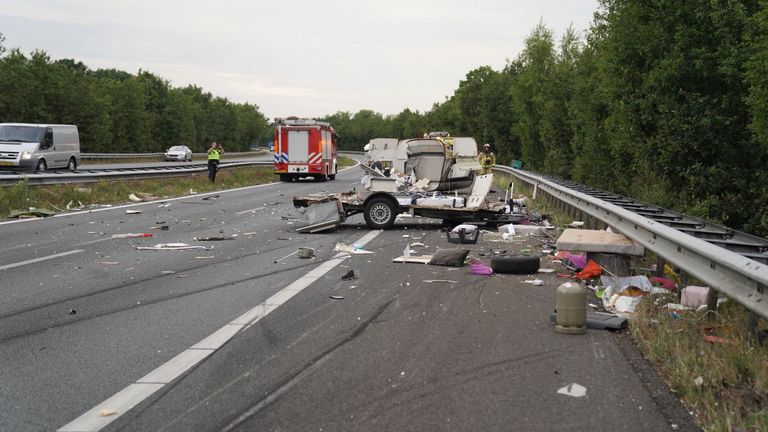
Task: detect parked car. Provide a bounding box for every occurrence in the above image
[164,145,192,161]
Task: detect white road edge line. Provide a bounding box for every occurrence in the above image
[0,161,360,227]
[0,249,85,271]
[58,229,380,432]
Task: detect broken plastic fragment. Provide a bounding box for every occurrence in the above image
[136,243,211,251]
[334,243,374,255]
[557,383,587,398]
[330,295,344,300]
[112,233,153,239]
[523,279,545,286]
[125,209,143,214]
[341,270,356,280]
[99,409,117,417]
[469,259,493,275]
[423,280,458,284]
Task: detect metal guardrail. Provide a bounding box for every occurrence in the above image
[81,153,164,159]
[81,151,263,160]
[496,165,768,320]
[0,161,271,186]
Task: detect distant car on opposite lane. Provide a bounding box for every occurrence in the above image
[165,145,192,161]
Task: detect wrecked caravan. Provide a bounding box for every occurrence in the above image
[363,137,481,192]
[363,138,398,168]
[293,173,527,232]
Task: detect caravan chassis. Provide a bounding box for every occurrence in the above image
[293,190,526,232]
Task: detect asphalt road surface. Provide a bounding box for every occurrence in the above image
[0,165,698,431]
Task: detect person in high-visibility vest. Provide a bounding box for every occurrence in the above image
[207,142,223,182]
[479,143,496,175]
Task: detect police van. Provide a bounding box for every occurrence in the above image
[0,123,81,171]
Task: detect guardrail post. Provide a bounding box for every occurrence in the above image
[706,286,719,317]
[677,268,687,303]
[747,311,759,343]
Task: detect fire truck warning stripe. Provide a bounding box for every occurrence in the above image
[57,229,382,432]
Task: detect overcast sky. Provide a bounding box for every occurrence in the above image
[1,0,599,119]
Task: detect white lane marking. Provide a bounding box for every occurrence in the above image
[136,350,213,384]
[58,229,380,432]
[234,206,265,216]
[0,160,360,227]
[0,249,85,271]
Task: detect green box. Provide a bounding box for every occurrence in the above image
[511,159,523,169]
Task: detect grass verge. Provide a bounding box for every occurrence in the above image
[632,298,768,431]
[0,166,278,218]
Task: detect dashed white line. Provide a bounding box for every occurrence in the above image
[57,229,380,432]
[0,249,85,271]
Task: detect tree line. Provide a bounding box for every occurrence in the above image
[321,0,768,237]
[0,34,269,153]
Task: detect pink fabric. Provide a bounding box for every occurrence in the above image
[650,276,677,291]
[470,259,493,275]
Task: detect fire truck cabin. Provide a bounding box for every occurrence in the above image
[274,117,338,182]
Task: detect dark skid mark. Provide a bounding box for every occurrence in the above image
[0,259,321,343]
[0,242,317,322]
[217,299,395,432]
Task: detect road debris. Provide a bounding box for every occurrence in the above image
[470,259,493,275]
[681,286,710,307]
[195,236,236,241]
[428,248,470,267]
[274,251,298,263]
[329,295,344,300]
[66,200,85,210]
[9,208,56,218]
[125,209,143,214]
[341,269,356,280]
[99,409,117,417]
[523,279,545,286]
[297,247,315,258]
[334,243,374,255]
[136,243,211,251]
[557,383,587,398]
[393,255,432,264]
[704,335,731,345]
[112,233,153,239]
[423,280,458,284]
[68,309,77,315]
[149,225,170,231]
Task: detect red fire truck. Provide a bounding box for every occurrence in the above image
[274,117,338,182]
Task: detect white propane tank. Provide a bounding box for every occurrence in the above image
[555,282,587,334]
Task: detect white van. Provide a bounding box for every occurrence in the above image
[0,123,81,171]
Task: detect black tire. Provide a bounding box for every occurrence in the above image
[490,255,540,274]
[67,157,77,171]
[329,164,337,180]
[279,174,291,182]
[35,159,47,172]
[315,174,328,182]
[363,196,398,229]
